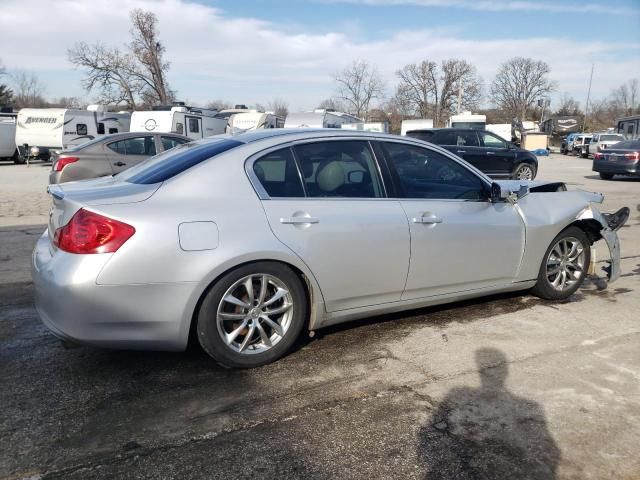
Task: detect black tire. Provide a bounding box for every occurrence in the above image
[562,148,567,155]
[531,226,591,300]
[512,163,536,180]
[197,262,307,368]
[12,150,25,164]
[599,172,614,180]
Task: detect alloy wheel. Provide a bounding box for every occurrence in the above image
[216,274,294,354]
[516,165,534,180]
[545,237,586,292]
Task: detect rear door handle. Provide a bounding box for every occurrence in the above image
[114,161,126,167]
[280,217,319,225]
[412,215,442,224]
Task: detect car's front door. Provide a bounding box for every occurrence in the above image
[478,131,517,176]
[379,140,525,299]
[254,140,410,312]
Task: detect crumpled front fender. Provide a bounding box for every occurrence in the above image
[576,204,621,283]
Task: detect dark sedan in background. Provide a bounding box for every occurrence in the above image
[593,140,640,180]
[406,128,539,180]
[49,132,191,184]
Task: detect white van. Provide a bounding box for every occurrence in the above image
[227,111,284,134]
[0,112,18,161]
[130,105,227,140]
[448,111,486,130]
[400,119,434,136]
[15,105,131,159]
[284,109,362,129]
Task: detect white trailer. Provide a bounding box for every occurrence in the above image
[341,122,389,133]
[0,112,17,161]
[400,119,434,136]
[130,105,227,140]
[448,111,486,130]
[15,105,130,159]
[486,124,512,142]
[227,111,284,134]
[284,109,362,129]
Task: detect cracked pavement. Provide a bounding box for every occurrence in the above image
[1,155,639,479]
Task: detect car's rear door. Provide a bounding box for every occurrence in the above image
[478,131,517,176]
[253,139,410,312]
[435,130,488,172]
[378,140,525,299]
[106,135,157,173]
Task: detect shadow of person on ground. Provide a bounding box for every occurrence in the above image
[418,348,561,479]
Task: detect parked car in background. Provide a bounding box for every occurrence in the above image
[572,134,592,158]
[33,130,627,367]
[49,132,191,184]
[592,139,640,180]
[589,133,625,157]
[406,128,538,179]
[561,133,580,155]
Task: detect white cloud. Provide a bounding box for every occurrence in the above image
[0,0,638,110]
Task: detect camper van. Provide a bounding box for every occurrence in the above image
[448,112,486,130]
[284,109,362,129]
[130,105,227,140]
[15,105,130,159]
[401,119,434,136]
[227,111,284,134]
[0,112,18,161]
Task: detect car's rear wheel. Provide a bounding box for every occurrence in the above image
[197,262,307,368]
[532,226,590,300]
[513,163,535,180]
[599,172,614,180]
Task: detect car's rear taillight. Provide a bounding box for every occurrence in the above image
[593,152,603,160]
[53,208,135,254]
[55,156,79,172]
[624,152,640,161]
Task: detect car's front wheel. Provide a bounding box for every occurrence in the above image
[532,226,591,300]
[599,172,614,180]
[513,163,536,180]
[197,262,307,368]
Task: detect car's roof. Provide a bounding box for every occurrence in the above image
[198,128,420,145]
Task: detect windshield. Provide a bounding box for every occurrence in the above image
[119,138,243,184]
[450,122,486,130]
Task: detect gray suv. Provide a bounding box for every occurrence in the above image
[49,132,191,184]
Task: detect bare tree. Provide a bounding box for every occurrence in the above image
[11,71,47,108]
[49,97,83,109]
[555,94,581,116]
[490,57,556,120]
[611,78,639,116]
[334,60,385,120]
[266,98,289,118]
[395,61,437,119]
[68,9,172,108]
[206,99,232,110]
[317,98,345,111]
[0,60,13,106]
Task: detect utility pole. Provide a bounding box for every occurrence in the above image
[582,63,594,133]
[457,83,463,114]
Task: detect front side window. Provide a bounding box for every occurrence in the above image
[382,142,486,200]
[480,132,507,148]
[253,148,304,197]
[76,123,88,136]
[293,141,384,198]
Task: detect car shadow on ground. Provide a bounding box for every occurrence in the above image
[583,174,640,182]
[417,347,561,479]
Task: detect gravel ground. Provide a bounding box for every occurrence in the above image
[0,154,639,479]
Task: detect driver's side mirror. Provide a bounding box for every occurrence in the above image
[490,182,518,204]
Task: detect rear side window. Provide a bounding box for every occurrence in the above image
[161,136,189,151]
[253,148,304,197]
[406,130,435,142]
[124,139,243,184]
[108,136,156,155]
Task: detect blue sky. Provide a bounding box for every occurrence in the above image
[1,0,639,112]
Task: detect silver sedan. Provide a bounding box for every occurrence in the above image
[32,130,629,368]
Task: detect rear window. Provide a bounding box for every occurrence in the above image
[600,135,623,141]
[406,130,435,142]
[121,138,243,184]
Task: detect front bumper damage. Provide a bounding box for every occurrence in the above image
[577,203,630,283]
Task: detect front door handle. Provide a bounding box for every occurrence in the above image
[456,150,466,154]
[114,161,126,167]
[280,217,319,225]
[412,215,442,224]
[486,151,495,155]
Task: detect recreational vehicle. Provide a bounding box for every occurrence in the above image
[130,105,227,140]
[617,115,640,140]
[284,109,362,129]
[15,105,130,159]
[400,119,434,136]
[227,111,284,134]
[448,112,486,130]
[341,122,390,133]
[0,112,17,161]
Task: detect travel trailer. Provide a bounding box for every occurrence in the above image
[15,105,130,159]
[400,119,434,136]
[284,109,362,129]
[341,122,390,133]
[0,112,18,161]
[227,111,284,134]
[617,115,640,140]
[130,105,227,140]
[448,112,486,130]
